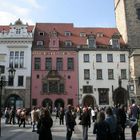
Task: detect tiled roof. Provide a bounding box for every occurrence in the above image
[34,23,125,47]
[0,25,34,32]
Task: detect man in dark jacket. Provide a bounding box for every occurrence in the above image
[81,107,91,140]
[65,105,76,140]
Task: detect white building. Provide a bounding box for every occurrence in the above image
[0,19,34,108]
[78,30,129,107]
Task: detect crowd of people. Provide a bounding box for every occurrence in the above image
[1,101,140,140]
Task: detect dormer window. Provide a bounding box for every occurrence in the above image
[39,32,44,36]
[37,41,44,46]
[87,35,96,48]
[110,39,120,48]
[65,40,72,46]
[16,28,21,34]
[64,31,71,36]
[110,33,121,48]
[80,32,86,37]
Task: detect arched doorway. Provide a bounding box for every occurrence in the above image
[113,87,128,106]
[5,94,23,109]
[82,95,95,107]
[54,99,64,108]
[42,98,53,108]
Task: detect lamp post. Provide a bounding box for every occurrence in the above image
[0,66,16,137]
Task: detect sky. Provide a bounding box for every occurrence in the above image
[0,0,116,27]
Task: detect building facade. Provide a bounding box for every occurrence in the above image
[32,23,78,109]
[32,23,129,108]
[115,0,140,103]
[0,19,34,109]
[77,28,129,107]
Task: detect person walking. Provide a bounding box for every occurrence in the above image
[93,111,110,140]
[37,108,53,140]
[116,104,127,140]
[81,107,91,140]
[105,107,118,140]
[58,107,65,125]
[65,105,76,140]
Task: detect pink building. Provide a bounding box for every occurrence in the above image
[31,23,78,108]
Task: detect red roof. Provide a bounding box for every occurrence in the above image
[34,23,125,47]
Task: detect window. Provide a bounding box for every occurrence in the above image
[9,51,24,68]
[9,51,14,68]
[107,54,113,62]
[20,51,24,68]
[59,84,64,93]
[45,58,52,71]
[97,69,102,79]
[34,58,41,70]
[49,81,58,93]
[16,28,21,34]
[15,51,19,68]
[96,54,102,62]
[37,41,44,46]
[80,32,86,37]
[84,69,90,80]
[56,58,63,71]
[0,65,5,73]
[112,39,119,48]
[67,58,74,70]
[64,31,71,36]
[108,69,114,79]
[65,41,72,46]
[98,88,109,105]
[88,35,96,48]
[121,69,127,79]
[18,76,24,86]
[120,54,126,62]
[83,86,93,93]
[42,83,48,92]
[39,32,44,36]
[8,76,14,86]
[84,54,89,62]
[136,8,140,20]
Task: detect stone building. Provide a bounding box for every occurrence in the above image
[0,19,34,109]
[115,0,140,103]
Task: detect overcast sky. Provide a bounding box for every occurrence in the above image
[0,0,116,27]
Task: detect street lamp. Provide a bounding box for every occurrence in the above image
[0,66,16,137]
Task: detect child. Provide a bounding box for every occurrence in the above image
[129,117,138,140]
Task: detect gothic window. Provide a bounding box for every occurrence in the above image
[56,58,63,71]
[107,54,113,62]
[108,69,114,79]
[120,54,125,62]
[67,58,74,70]
[98,88,109,105]
[45,58,52,71]
[96,54,102,62]
[97,69,102,80]
[34,57,41,70]
[83,54,89,62]
[59,84,64,93]
[84,69,90,80]
[83,86,93,93]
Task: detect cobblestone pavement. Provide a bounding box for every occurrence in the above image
[1,116,140,140]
